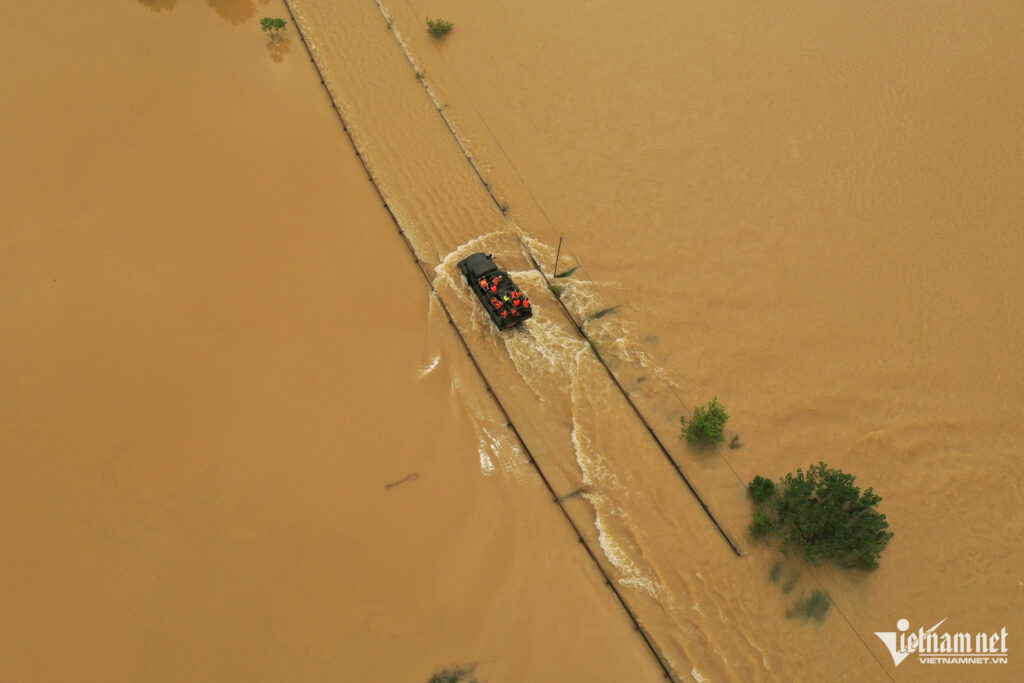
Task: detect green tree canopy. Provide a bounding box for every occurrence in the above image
[747,462,893,570]
[260,17,287,42]
[681,397,729,444]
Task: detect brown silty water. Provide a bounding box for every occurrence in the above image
[1,1,670,681]
[287,0,1024,680]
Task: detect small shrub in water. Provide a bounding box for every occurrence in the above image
[769,562,782,584]
[426,17,454,37]
[429,665,479,683]
[681,397,729,444]
[548,282,564,298]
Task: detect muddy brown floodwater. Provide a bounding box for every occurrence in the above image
[284,0,1022,681]
[4,0,1022,680]
[1,1,666,680]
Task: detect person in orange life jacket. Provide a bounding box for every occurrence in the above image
[478,277,489,290]
[490,297,503,309]
[500,309,509,319]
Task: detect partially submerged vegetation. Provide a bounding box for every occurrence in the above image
[787,590,831,623]
[426,17,454,37]
[584,306,620,323]
[681,397,729,444]
[429,664,480,683]
[259,17,287,42]
[748,462,893,570]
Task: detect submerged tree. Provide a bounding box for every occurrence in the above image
[681,397,729,444]
[260,17,287,42]
[429,664,480,683]
[747,462,893,570]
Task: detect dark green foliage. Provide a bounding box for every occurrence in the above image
[429,665,479,683]
[260,17,287,42]
[749,509,774,538]
[769,562,782,584]
[681,397,729,444]
[555,265,579,278]
[426,17,454,37]
[781,571,799,594]
[747,462,893,570]
[787,591,831,623]
[548,282,564,297]
[747,475,775,503]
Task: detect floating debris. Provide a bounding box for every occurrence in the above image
[384,472,419,489]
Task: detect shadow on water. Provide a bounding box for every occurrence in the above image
[206,0,270,25]
[138,0,177,12]
[266,36,291,64]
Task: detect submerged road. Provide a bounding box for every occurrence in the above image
[281,1,893,679]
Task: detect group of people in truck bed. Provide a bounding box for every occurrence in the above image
[477,273,531,322]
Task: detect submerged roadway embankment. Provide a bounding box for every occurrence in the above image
[281,1,893,679]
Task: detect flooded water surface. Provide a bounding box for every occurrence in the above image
[1,1,664,680]
[4,0,1023,680]
[287,0,1023,680]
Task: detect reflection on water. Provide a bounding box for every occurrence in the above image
[266,35,290,63]
[206,0,267,25]
[138,0,176,11]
